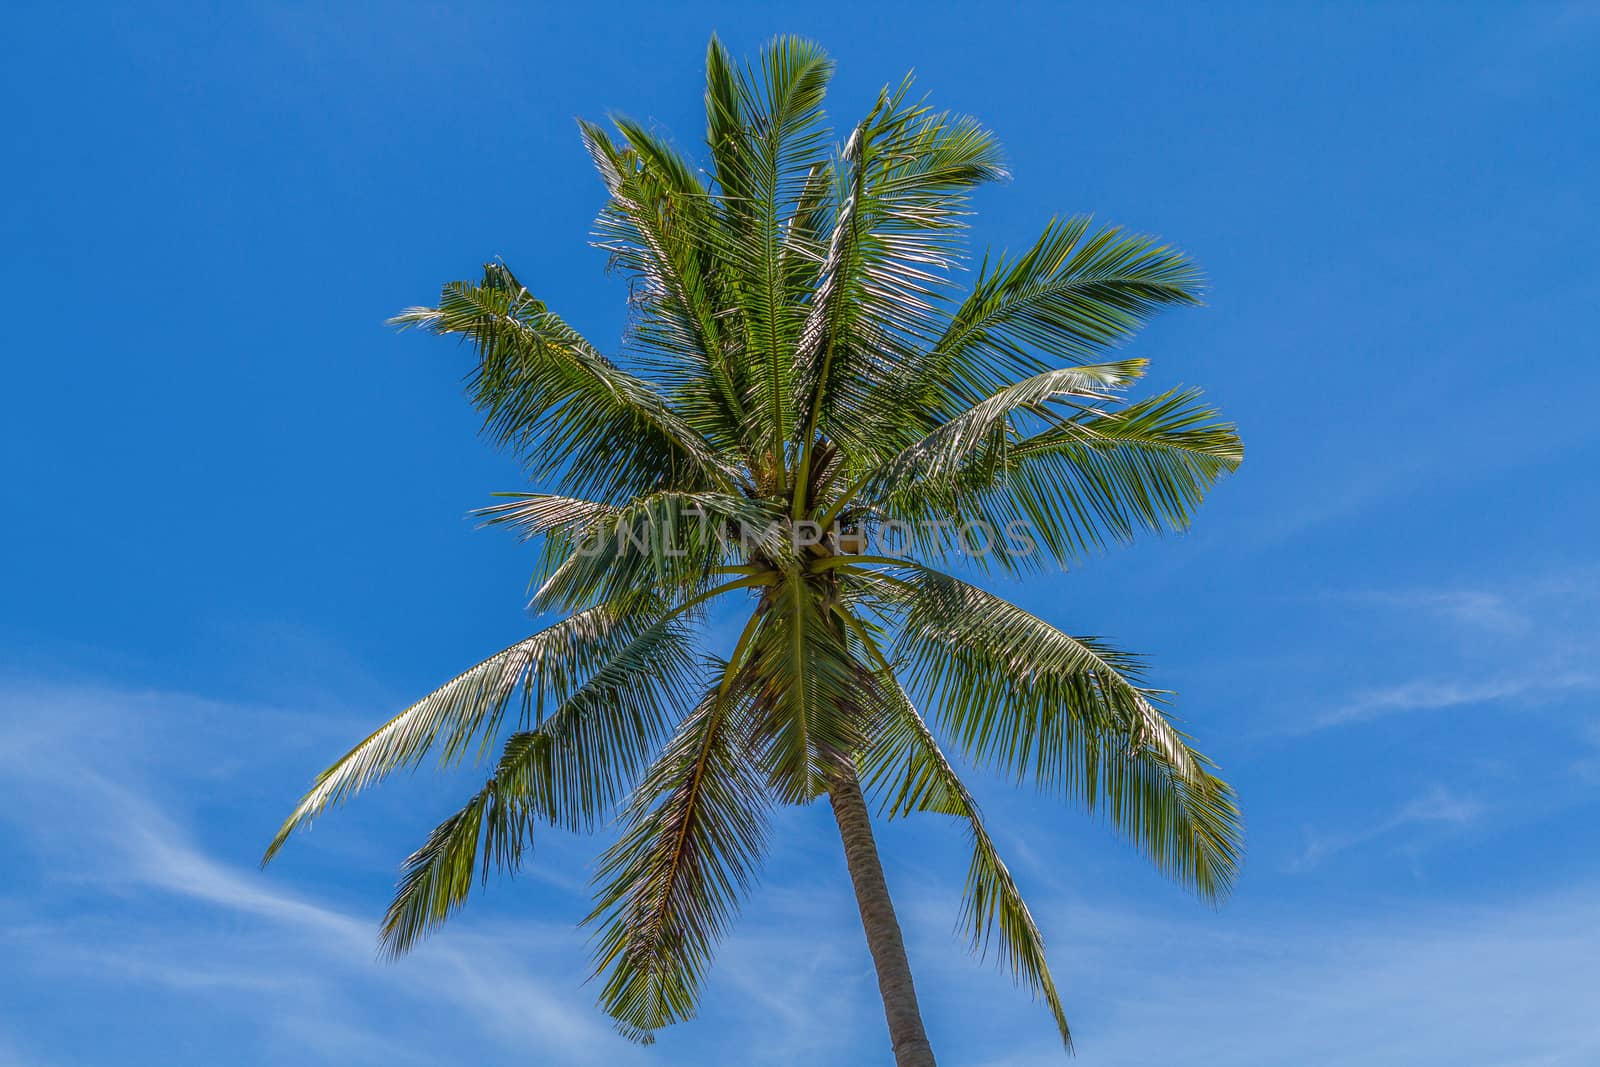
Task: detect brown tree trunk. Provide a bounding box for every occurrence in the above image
[828,767,938,1067]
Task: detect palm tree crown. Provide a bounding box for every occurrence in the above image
[265,35,1243,1061]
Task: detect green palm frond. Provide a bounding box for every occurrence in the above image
[515,612,701,830]
[259,604,697,863]
[738,572,876,802]
[798,81,1008,468]
[926,217,1205,413]
[997,387,1244,560]
[861,360,1144,497]
[377,736,546,957]
[576,119,752,459]
[375,612,705,954]
[392,262,734,499]
[263,602,682,862]
[846,617,1072,1050]
[884,563,1241,899]
[870,683,1073,1050]
[779,160,834,307]
[863,380,1241,571]
[586,685,772,1042]
[704,35,834,462]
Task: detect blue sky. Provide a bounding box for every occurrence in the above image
[3,2,1598,1064]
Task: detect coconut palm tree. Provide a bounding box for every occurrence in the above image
[263,35,1243,1066]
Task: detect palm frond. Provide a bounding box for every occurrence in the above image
[377,740,545,956]
[392,262,733,499]
[866,382,1241,571]
[739,572,874,802]
[925,217,1204,413]
[577,119,752,459]
[263,602,690,863]
[806,93,1008,459]
[586,685,772,1042]
[882,563,1243,900]
[862,360,1144,496]
[858,654,1072,1051]
[997,387,1244,560]
[377,614,702,954]
[704,35,835,466]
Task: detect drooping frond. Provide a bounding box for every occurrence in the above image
[836,613,1071,1049]
[863,669,1072,1050]
[882,563,1242,899]
[586,685,772,1042]
[377,738,546,956]
[376,614,703,955]
[263,603,694,863]
[513,613,702,831]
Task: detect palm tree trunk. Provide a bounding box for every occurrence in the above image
[828,767,938,1067]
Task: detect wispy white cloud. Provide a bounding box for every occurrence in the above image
[0,682,639,1067]
[1287,785,1484,872]
[1324,569,1600,639]
[1298,569,1600,732]
[1310,671,1597,730]
[1331,588,1530,634]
